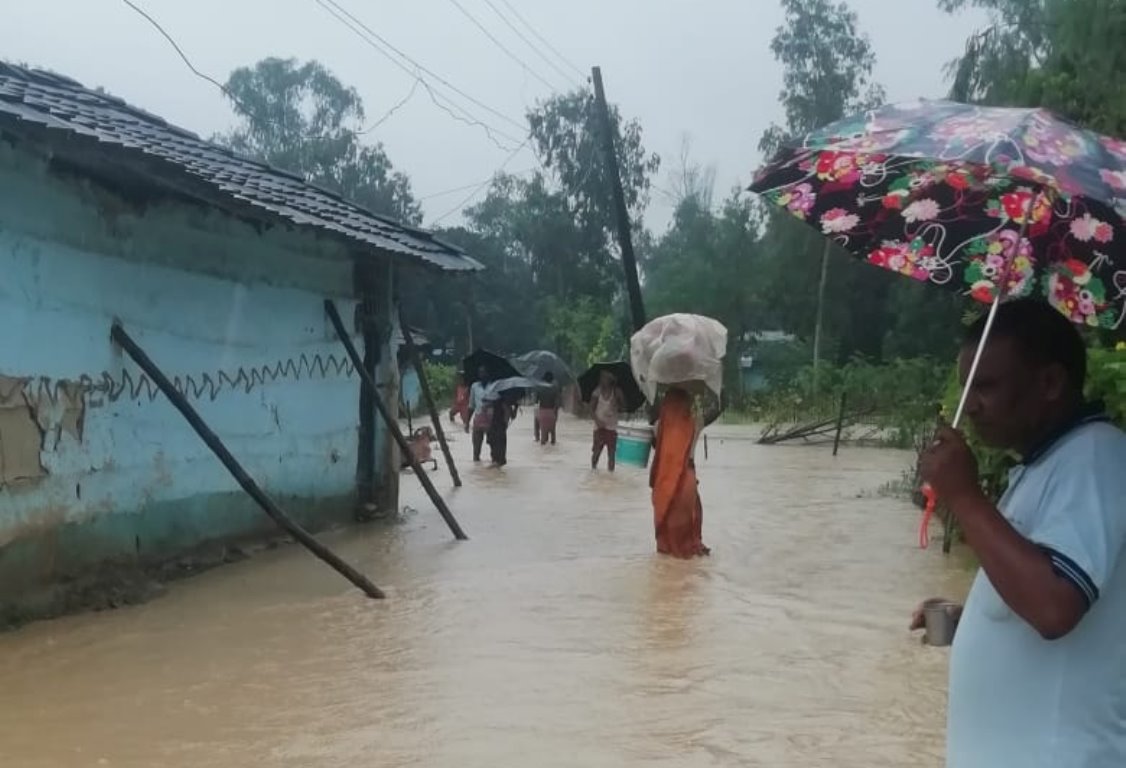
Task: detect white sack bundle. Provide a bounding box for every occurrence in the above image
[629,313,728,402]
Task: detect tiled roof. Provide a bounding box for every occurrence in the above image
[0,63,481,272]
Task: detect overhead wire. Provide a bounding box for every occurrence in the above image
[496,0,588,81]
[118,0,416,142]
[314,0,524,151]
[445,0,565,92]
[418,166,538,201]
[119,0,600,232]
[431,139,532,225]
[316,0,528,138]
[351,79,420,136]
[479,0,582,89]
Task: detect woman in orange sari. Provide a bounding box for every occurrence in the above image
[649,386,718,558]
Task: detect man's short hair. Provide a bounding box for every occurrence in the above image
[964,298,1087,392]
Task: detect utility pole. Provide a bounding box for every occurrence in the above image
[591,66,646,332]
[812,239,830,396]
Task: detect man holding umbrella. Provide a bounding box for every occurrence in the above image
[915,299,1126,767]
[748,99,1126,765]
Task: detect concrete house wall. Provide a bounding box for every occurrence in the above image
[0,136,398,601]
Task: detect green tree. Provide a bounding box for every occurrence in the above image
[643,180,764,388]
[941,0,1126,135]
[528,90,661,245]
[403,88,660,367]
[397,225,543,358]
[758,0,901,382]
[544,296,623,369]
[759,0,885,155]
[217,57,421,224]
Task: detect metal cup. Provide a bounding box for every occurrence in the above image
[923,601,959,646]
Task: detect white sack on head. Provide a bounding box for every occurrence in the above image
[629,313,728,402]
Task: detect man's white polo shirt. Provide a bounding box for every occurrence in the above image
[947,413,1126,767]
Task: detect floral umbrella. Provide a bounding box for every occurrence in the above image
[749,100,1126,332]
[750,100,1126,549]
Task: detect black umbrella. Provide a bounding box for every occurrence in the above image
[462,348,520,385]
[578,361,646,414]
[483,376,548,402]
[511,350,575,384]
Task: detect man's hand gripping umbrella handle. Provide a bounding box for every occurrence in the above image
[918,189,1040,549]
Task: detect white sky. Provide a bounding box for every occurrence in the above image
[1,0,985,230]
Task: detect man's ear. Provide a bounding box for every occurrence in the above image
[1040,362,1071,405]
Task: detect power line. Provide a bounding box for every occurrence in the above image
[119,0,414,142]
[480,0,582,89]
[353,79,420,136]
[431,139,531,224]
[446,0,565,92]
[314,0,524,151]
[496,0,587,81]
[418,166,537,201]
[317,0,527,137]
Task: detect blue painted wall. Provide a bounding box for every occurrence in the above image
[0,136,397,596]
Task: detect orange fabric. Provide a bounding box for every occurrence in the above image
[451,384,470,426]
[650,389,709,558]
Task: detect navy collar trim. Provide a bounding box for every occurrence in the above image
[1020,401,1110,466]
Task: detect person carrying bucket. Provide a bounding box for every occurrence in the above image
[591,371,625,471]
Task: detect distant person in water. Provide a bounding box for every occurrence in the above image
[486,393,517,467]
[468,366,491,462]
[650,385,720,558]
[591,371,625,471]
[449,373,471,433]
[537,372,561,445]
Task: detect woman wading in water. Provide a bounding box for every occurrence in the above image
[650,385,720,558]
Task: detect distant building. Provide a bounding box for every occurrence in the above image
[739,330,797,392]
[0,63,480,609]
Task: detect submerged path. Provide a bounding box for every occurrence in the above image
[0,417,973,767]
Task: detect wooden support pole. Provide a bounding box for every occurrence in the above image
[812,239,831,396]
[355,266,379,508]
[109,322,385,600]
[591,66,646,333]
[832,390,848,457]
[325,300,468,541]
[399,309,462,487]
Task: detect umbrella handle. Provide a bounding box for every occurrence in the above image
[926,190,1040,550]
[950,188,1041,430]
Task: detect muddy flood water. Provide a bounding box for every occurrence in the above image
[0,417,974,767]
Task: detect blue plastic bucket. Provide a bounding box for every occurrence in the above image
[615,426,653,468]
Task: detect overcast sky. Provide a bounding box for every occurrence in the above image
[2,0,985,230]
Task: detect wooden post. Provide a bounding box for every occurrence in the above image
[591,66,646,333]
[812,239,830,396]
[832,390,848,456]
[355,264,379,509]
[399,309,462,487]
[325,300,468,541]
[109,322,385,599]
[465,281,475,353]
